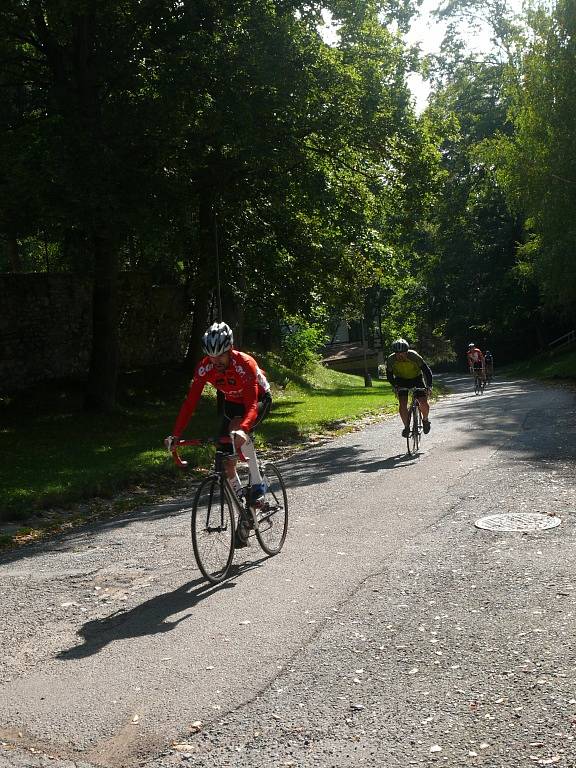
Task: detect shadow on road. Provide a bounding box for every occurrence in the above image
[2,379,574,568]
[56,554,268,660]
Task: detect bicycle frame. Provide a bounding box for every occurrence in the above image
[471,367,485,394]
[171,436,288,582]
[171,437,251,513]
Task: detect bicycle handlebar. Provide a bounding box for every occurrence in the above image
[170,436,232,468]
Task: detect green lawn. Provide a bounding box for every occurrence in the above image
[0,356,398,528]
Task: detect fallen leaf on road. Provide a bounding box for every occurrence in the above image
[190,721,203,733]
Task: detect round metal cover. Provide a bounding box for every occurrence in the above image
[475,512,561,532]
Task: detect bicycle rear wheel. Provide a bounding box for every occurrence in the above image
[254,462,288,555]
[191,475,235,584]
[474,375,480,395]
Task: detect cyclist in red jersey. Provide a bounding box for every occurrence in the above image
[467,343,485,379]
[165,322,272,524]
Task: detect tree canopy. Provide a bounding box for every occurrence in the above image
[1,0,574,406]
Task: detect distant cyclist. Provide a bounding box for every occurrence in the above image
[164,322,272,544]
[484,350,494,382]
[467,343,485,380]
[385,339,433,437]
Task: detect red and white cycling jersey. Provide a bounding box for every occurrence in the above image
[172,349,270,436]
[467,347,485,367]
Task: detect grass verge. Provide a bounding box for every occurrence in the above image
[499,348,576,381]
[0,356,402,547]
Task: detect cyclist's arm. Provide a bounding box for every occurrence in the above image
[239,361,261,433]
[407,350,433,389]
[385,355,396,388]
[172,375,205,437]
[421,361,433,389]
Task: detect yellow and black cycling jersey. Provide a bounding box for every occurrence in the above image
[385,349,433,388]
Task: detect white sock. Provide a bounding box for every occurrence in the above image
[240,437,263,486]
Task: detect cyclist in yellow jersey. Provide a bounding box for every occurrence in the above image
[385,338,433,437]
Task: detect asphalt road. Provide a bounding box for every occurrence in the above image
[1,375,575,768]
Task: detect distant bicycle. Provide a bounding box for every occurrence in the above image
[471,368,485,395]
[171,437,288,584]
[406,388,424,455]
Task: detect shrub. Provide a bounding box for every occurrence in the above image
[280,320,328,374]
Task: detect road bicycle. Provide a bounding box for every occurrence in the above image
[171,437,288,584]
[405,388,424,456]
[471,368,485,395]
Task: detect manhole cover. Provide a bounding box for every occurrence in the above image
[475,513,561,532]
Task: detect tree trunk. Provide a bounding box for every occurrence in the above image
[8,237,21,272]
[184,187,216,371]
[84,234,120,411]
[184,282,211,371]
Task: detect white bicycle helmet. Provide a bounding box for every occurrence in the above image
[468,342,475,349]
[202,322,234,356]
[392,338,409,352]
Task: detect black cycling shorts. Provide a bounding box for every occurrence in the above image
[217,391,272,453]
[394,376,427,396]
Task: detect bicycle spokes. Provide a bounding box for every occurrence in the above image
[254,463,288,555]
[191,476,235,583]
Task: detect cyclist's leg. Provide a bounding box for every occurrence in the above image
[395,378,412,431]
[232,393,273,502]
[416,396,429,420]
[412,381,430,433]
[217,403,243,496]
[397,393,410,436]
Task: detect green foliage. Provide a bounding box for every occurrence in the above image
[484,0,576,316]
[420,46,542,362]
[280,319,329,374]
[0,0,440,406]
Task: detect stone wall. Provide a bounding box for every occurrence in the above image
[0,273,189,392]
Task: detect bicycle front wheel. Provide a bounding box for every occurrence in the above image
[191,475,235,584]
[254,462,288,555]
[411,405,421,454]
[405,403,413,454]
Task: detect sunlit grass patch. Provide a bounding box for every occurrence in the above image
[0,360,398,528]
